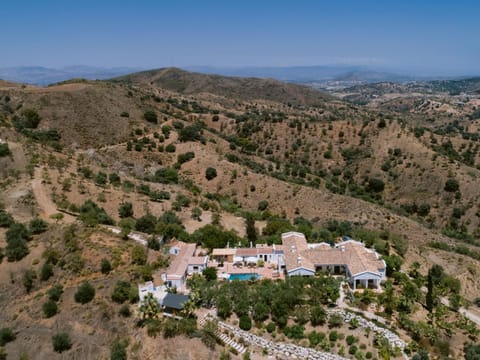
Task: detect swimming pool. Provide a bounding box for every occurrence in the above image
[228,273,260,281]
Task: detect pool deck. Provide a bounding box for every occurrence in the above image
[208,260,285,280]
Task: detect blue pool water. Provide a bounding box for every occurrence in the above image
[229,273,260,281]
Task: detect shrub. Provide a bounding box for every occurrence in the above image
[349,345,358,355]
[111,281,133,304]
[47,284,64,302]
[266,322,276,333]
[52,332,72,353]
[0,143,11,157]
[0,211,14,227]
[258,200,269,211]
[78,200,113,226]
[328,313,343,328]
[346,335,356,345]
[0,328,15,346]
[110,338,127,360]
[144,110,158,124]
[42,300,58,318]
[40,262,54,281]
[29,218,48,234]
[101,258,112,274]
[239,315,252,331]
[6,236,29,261]
[131,245,147,265]
[74,281,95,304]
[444,178,459,192]
[119,304,131,317]
[178,123,203,142]
[21,108,41,129]
[205,167,217,180]
[165,144,176,153]
[151,167,178,184]
[366,178,385,193]
[118,202,134,218]
[177,152,195,164]
[134,214,156,234]
[22,269,36,293]
[329,330,338,342]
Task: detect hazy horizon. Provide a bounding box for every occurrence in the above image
[1,0,479,77]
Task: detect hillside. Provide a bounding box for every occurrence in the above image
[1,69,480,359]
[114,67,333,107]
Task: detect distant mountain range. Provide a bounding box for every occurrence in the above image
[0,66,141,86]
[0,64,477,87]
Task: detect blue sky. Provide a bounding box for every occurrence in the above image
[1,0,479,75]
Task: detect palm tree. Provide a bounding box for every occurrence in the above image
[139,293,160,319]
[181,299,196,318]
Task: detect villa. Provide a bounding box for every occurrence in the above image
[281,232,386,289]
[158,232,386,291]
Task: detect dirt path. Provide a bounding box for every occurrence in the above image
[31,166,75,223]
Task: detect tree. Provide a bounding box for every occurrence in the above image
[42,300,58,318]
[202,267,217,281]
[134,214,156,234]
[367,178,385,193]
[6,236,29,261]
[131,245,147,265]
[444,178,459,192]
[118,202,134,218]
[464,344,480,360]
[139,292,160,319]
[74,281,95,304]
[143,110,158,124]
[110,338,127,360]
[78,200,113,226]
[205,167,217,180]
[245,213,257,244]
[52,332,72,353]
[22,269,36,293]
[239,315,252,331]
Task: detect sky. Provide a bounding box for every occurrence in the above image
[1,0,479,75]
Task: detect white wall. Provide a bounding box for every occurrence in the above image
[288,268,315,277]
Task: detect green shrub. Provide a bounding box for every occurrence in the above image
[205,167,217,180]
[329,330,338,342]
[29,218,48,234]
[144,110,158,124]
[444,178,459,192]
[52,332,72,353]
[131,245,147,265]
[0,211,14,227]
[101,258,112,274]
[111,281,133,304]
[110,338,127,360]
[119,304,131,317]
[40,262,54,281]
[266,322,276,333]
[0,328,15,346]
[0,144,11,157]
[42,300,58,318]
[349,345,358,355]
[47,284,64,302]
[74,281,95,304]
[165,144,176,153]
[239,315,252,331]
[22,269,36,293]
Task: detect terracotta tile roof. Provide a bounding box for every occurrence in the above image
[212,248,237,256]
[188,256,208,266]
[166,241,196,278]
[236,248,259,257]
[282,233,386,277]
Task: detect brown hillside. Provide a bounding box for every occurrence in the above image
[114,67,333,107]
